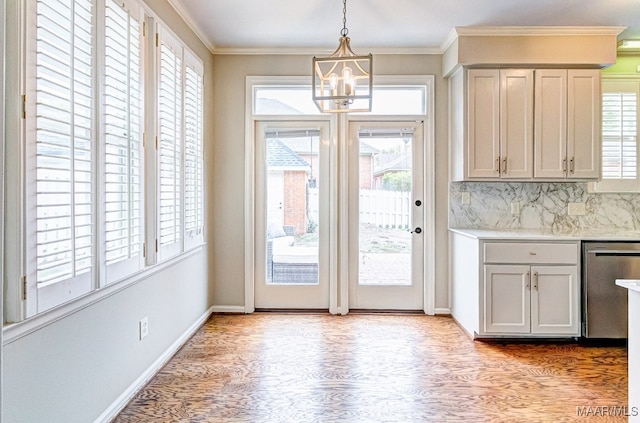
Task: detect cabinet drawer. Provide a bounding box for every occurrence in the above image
[483,242,578,264]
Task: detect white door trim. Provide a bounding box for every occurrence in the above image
[341,77,436,315]
[244,113,336,313]
[244,75,435,315]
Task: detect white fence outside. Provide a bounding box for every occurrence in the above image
[308,188,411,229]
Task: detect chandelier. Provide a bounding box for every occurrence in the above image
[312,0,373,113]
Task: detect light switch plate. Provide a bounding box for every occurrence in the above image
[461,192,470,205]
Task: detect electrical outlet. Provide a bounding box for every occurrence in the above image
[139,317,149,340]
[568,202,586,216]
[510,200,520,216]
[461,192,471,205]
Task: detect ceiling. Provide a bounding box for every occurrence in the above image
[172,0,640,53]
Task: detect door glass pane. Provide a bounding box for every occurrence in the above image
[358,128,413,286]
[265,129,319,285]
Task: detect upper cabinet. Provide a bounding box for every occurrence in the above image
[450,67,601,182]
[534,69,601,179]
[467,69,533,179]
[445,27,621,183]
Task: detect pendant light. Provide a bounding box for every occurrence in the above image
[312,0,373,113]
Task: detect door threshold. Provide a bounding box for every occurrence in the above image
[254,308,330,314]
[348,309,425,315]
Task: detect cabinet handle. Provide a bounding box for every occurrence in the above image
[502,157,507,174]
[496,157,501,174]
[533,271,538,290]
[569,157,575,174]
[526,272,530,289]
[562,157,567,173]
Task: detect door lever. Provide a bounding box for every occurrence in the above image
[411,227,422,234]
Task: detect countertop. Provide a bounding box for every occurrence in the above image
[616,280,640,293]
[449,227,640,241]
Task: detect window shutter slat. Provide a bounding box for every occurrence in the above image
[158,31,182,252]
[35,0,95,286]
[104,0,143,271]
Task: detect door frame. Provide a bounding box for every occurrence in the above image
[243,75,435,315]
[342,111,435,314]
[252,120,333,309]
[346,120,425,310]
[244,111,338,313]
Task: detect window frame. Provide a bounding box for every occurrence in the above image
[591,76,640,193]
[4,0,205,328]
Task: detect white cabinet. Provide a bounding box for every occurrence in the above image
[484,264,530,333]
[450,67,600,181]
[534,69,601,179]
[484,264,580,335]
[467,69,533,179]
[449,231,581,339]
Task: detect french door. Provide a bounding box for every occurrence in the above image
[254,121,330,309]
[347,121,425,310]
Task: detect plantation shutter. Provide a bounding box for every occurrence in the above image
[157,26,183,260]
[183,51,204,250]
[104,0,144,282]
[31,0,95,313]
[602,90,638,179]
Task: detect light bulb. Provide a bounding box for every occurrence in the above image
[342,67,353,96]
[329,73,338,96]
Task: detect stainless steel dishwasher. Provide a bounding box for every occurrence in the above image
[582,241,640,339]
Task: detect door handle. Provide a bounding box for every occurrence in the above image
[533,271,538,290]
[502,157,507,174]
[411,227,422,234]
[415,200,422,207]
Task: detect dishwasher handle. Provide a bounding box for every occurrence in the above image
[586,249,640,256]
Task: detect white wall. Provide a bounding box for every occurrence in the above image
[1,0,214,421]
[211,54,451,310]
[3,253,208,423]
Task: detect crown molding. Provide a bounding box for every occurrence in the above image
[454,26,627,37]
[212,46,441,55]
[165,0,216,54]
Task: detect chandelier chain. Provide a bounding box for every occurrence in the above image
[341,0,348,37]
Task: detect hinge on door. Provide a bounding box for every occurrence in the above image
[22,276,27,300]
[142,132,146,148]
[142,21,146,37]
[155,239,158,252]
[156,33,159,47]
[143,242,146,258]
[155,136,158,150]
[22,95,26,119]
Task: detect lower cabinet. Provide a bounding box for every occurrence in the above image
[484,264,579,335]
[449,231,581,339]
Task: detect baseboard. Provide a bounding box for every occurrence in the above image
[434,307,451,315]
[94,305,215,423]
[211,305,246,314]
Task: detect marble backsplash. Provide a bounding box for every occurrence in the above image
[450,182,640,233]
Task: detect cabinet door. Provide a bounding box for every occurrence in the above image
[500,69,534,179]
[484,265,531,334]
[530,265,580,335]
[534,70,568,178]
[468,69,500,178]
[567,69,601,179]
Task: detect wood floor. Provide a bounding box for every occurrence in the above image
[115,313,628,422]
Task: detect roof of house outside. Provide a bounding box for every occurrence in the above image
[267,138,310,168]
[373,154,412,176]
[281,138,379,155]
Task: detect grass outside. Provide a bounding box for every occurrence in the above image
[295,223,410,253]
